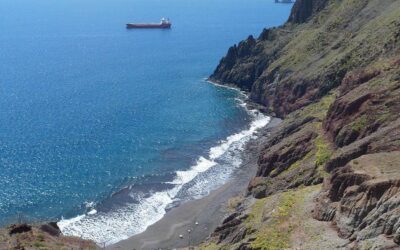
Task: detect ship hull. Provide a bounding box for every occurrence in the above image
[126,23,171,29]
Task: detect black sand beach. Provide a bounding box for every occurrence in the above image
[110,118,281,250]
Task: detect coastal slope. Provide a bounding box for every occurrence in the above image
[0,223,98,249]
[203,0,400,249]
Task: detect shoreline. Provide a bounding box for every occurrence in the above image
[57,80,273,246]
[110,117,281,250]
[207,78,272,115]
[0,82,279,250]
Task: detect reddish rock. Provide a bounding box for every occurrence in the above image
[314,152,400,246]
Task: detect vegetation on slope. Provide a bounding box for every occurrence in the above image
[203,0,400,249]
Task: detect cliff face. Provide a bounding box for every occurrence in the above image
[210,0,400,118]
[287,0,329,24]
[203,0,400,249]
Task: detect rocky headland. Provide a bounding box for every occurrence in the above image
[201,0,400,249]
[0,223,98,250]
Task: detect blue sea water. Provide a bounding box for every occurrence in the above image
[0,0,292,244]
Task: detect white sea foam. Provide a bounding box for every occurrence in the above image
[169,156,216,185]
[209,115,269,159]
[59,189,176,245]
[87,209,97,215]
[58,83,270,246]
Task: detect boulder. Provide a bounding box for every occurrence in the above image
[8,224,32,235]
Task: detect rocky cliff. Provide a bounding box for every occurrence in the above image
[203,0,400,249]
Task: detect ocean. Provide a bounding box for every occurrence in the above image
[0,0,292,245]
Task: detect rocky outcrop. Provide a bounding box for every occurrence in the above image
[8,224,32,235]
[209,33,284,93]
[287,0,329,24]
[247,113,323,198]
[257,122,317,178]
[314,152,400,248]
[324,61,400,148]
[39,222,61,236]
[212,212,251,244]
[325,118,400,173]
[0,223,98,250]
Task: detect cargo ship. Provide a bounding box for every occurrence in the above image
[126,18,171,29]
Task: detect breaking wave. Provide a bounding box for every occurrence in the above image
[58,84,270,246]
